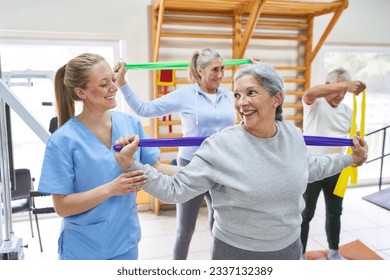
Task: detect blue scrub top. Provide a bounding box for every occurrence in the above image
[38,111,160,259]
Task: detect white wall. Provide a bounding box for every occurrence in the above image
[0,0,154,124]
[1,0,389,108]
[311,0,390,85]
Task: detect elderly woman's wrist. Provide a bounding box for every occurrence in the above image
[117,79,127,88]
[124,158,135,171]
[124,159,146,174]
[351,153,367,167]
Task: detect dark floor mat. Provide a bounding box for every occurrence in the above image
[362,187,390,210]
[306,240,383,260]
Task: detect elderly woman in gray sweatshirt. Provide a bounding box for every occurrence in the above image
[114,62,368,260]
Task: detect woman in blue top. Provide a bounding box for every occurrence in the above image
[38,53,179,260]
[114,48,241,259]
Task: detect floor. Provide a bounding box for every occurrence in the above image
[8,184,390,260]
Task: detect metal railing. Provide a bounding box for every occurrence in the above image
[1,78,50,256]
[365,125,390,191]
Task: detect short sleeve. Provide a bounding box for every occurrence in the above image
[136,119,161,166]
[38,136,75,195]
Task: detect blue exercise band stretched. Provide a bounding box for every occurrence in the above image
[112,135,353,152]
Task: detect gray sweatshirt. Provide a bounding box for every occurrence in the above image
[131,121,353,252]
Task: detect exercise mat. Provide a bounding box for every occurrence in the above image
[362,187,390,211]
[306,240,383,260]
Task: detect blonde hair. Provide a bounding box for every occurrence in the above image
[54,53,105,127]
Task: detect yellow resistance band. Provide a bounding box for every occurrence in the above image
[334,90,366,197]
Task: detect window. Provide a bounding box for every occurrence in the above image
[0,38,121,182]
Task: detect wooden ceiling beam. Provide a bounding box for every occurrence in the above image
[162,17,232,26]
[161,32,232,39]
[310,2,349,62]
[153,0,166,62]
[153,0,349,18]
[236,0,266,58]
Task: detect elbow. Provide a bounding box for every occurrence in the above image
[53,207,67,217]
[302,91,314,105]
[52,199,72,217]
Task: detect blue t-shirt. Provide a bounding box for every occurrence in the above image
[38,111,160,259]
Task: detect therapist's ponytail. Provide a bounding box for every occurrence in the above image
[54,53,105,127]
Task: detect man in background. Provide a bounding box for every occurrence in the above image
[300,68,366,260]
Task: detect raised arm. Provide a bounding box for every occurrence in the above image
[114,135,212,203]
[114,135,181,175]
[303,80,366,105]
[114,61,181,117]
[308,135,368,183]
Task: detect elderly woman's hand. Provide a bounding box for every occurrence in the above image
[114,135,140,170]
[113,60,127,87]
[250,56,262,64]
[351,135,368,167]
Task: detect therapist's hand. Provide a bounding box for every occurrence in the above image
[114,135,140,170]
[109,170,147,195]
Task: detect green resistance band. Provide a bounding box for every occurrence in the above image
[125,58,251,70]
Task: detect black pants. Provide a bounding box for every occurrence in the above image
[300,173,343,253]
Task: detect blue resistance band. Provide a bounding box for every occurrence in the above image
[112,135,353,152]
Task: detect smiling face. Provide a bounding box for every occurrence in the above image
[197,57,224,93]
[75,61,118,112]
[234,74,282,137]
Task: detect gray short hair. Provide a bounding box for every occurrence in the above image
[326,68,351,83]
[234,62,285,121]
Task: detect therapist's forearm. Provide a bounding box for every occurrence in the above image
[52,183,112,217]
